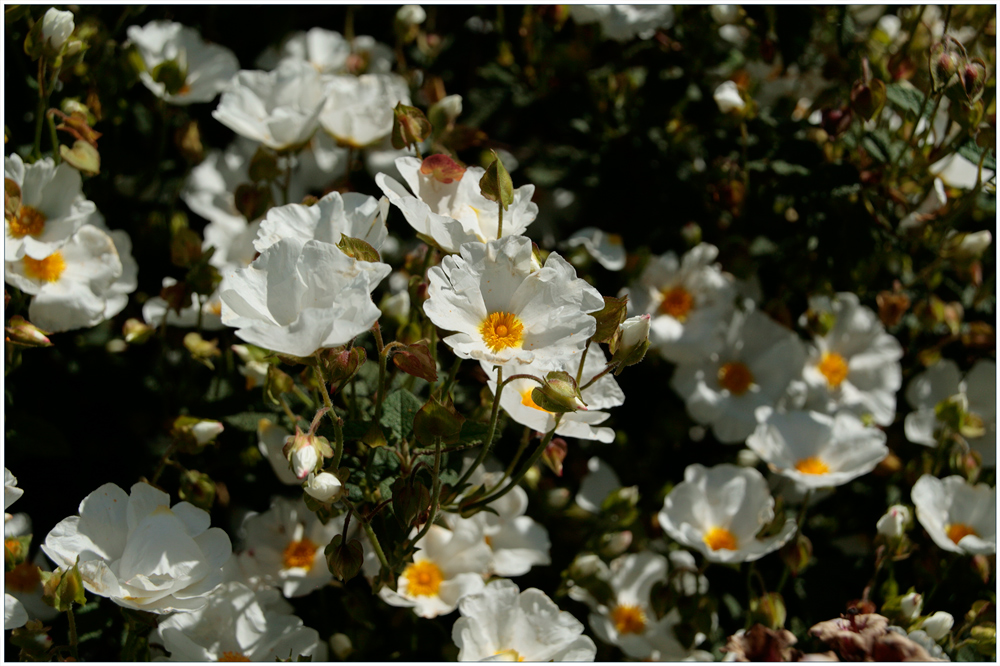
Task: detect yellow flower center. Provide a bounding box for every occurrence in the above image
[5,561,41,594]
[8,205,47,238]
[946,523,978,545]
[480,311,524,353]
[403,559,444,597]
[218,652,251,662]
[703,526,739,551]
[23,252,66,283]
[611,604,647,635]
[718,361,754,395]
[282,538,318,571]
[520,389,550,413]
[659,285,694,321]
[795,457,830,475]
[818,352,849,388]
[492,649,525,661]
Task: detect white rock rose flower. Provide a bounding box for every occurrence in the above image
[911,474,996,555]
[320,73,411,148]
[564,227,627,271]
[142,277,227,331]
[379,521,492,618]
[213,60,328,151]
[41,8,75,51]
[4,153,96,261]
[747,409,888,489]
[127,20,239,104]
[484,342,626,444]
[376,155,539,254]
[658,463,797,563]
[929,153,996,190]
[671,308,806,444]
[261,29,393,76]
[5,225,126,333]
[84,212,138,322]
[397,5,427,26]
[42,482,232,613]
[5,514,60,625]
[801,292,903,426]
[714,80,746,113]
[424,236,603,367]
[153,581,321,661]
[570,5,675,41]
[219,236,390,357]
[453,579,596,661]
[876,505,911,539]
[625,243,736,363]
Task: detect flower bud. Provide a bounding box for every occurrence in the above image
[330,634,353,661]
[711,5,741,24]
[40,563,86,612]
[750,592,787,630]
[541,437,568,476]
[391,103,433,151]
[122,318,154,344]
[714,81,746,114]
[479,150,514,210]
[178,469,216,511]
[428,94,463,129]
[609,314,651,371]
[171,416,224,452]
[41,8,74,52]
[322,346,368,388]
[396,5,426,27]
[599,530,633,558]
[419,154,466,183]
[876,505,911,539]
[922,611,954,641]
[961,59,987,103]
[192,420,224,445]
[900,591,923,621]
[530,371,588,413]
[283,427,333,480]
[304,472,344,503]
[930,38,965,90]
[59,140,100,175]
[5,316,52,348]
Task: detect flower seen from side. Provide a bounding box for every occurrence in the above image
[911,474,996,555]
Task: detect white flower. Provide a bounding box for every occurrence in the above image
[192,420,225,445]
[5,468,23,511]
[876,505,911,539]
[237,497,344,597]
[320,73,411,148]
[921,611,954,641]
[453,578,596,661]
[671,309,806,444]
[341,35,396,75]
[714,81,746,113]
[41,8,74,51]
[376,155,539,254]
[289,444,319,480]
[85,212,138,322]
[253,190,388,257]
[900,592,923,621]
[4,154,96,261]
[379,521,491,618]
[142,277,227,331]
[948,229,993,258]
[801,292,903,426]
[568,551,710,660]
[625,243,736,363]
[397,5,427,26]
[219,236,389,357]
[5,594,27,630]
[747,409,888,489]
[899,179,947,231]
[576,457,622,514]
[257,419,300,485]
[658,463,797,563]
[484,342,626,443]
[430,94,463,126]
[564,227,627,271]
[304,472,343,503]
[570,5,675,41]
[152,581,320,661]
[234,344,271,389]
[904,358,996,465]
[212,60,327,151]
[424,236,603,367]
[127,20,239,105]
[261,29,393,76]
[5,225,125,333]
[911,474,996,555]
[929,153,996,190]
[42,482,232,613]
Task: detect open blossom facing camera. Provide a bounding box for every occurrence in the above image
[376,155,539,254]
[253,190,388,257]
[453,579,596,661]
[659,463,797,563]
[747,409,889,489]
[625,243,736,363]
[42,482,232,613]
[801,292,903,426]
[5,154,96,261]
[670,308,806,444]
[911,475,996,555]
[127,20,239,104]
[424,235,603,366]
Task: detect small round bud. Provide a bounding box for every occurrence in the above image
[921,611,954,641]
[900,591,923,622]
[304,472,344,503]
[714,80,746,114]
[876,504,911,539]
[41,8,74,52]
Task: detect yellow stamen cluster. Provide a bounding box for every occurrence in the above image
[818,352,849,388]
[659,285,694,321]
[403,560,444,597]
[946,523,978,545]
[703,526,739,551]
[611,604,647,635]
[8,205,46,238]
[520,389,550,413]
[795,457,830,475]
[718,361,754,396]
[282,538,318,571]
[492,649,525,661]
[219,651,251,662]
[23,252,66,283]
[480,311,524,353]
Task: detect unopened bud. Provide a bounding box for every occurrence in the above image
[40,562,86,612]
[541,437,568,476]
[876,504,911,539]
[178,469,216,511]
[609,314,651,371]
[531,371,588,413]
[930,38,965,90]
[304,472,344,503]
[428,94,463,130]
[41,8,74,53]
[479,150,514,210]
[5,535,31,571]
[183,332,221,369]
[391,103,433,150]
[122,318,154,344]
[922,611,955,641]
[170,416,224,452]
[283,427,333,480]
[714,80,746,114]
[750,592,787,630]
[322,346,367,388]
[5,316,52,348]
[900,591,923,621]
[396,4,426,27]
[961,59,987,103]
[599,530,633,558]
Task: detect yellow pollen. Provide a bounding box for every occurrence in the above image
[946,523,978,545]
[22,252,66,283]
[611,604,647,635]
[5,561,40,594]
[659,286,694,321]
[8,205,46,238]
[520,389,550,413]
[403,559,444,597]
[208,301,223,316]
[4,538,23,560]
[818,352,849,388]
[492,649,525,661]
[795,457,830,475]
[218,652,251,662]
[282,538,318,571]
[718,361,754,395]
[480,312,524,353]
[703,526,739,551]
[484,535,493,548]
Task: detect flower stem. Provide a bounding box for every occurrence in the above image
[373,324,389,432]
[409,436,443,548]
[47,113,60,164]
[497,198,504,239]
[575,343,591,385]
[33,59,48,160]
[66,608,79,660]
[580,362,618,391]
[454,366,504,492]
[313,353,345,468]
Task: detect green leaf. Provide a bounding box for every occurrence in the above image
[342,420,369,441]
[223,411,278,432]
[957,138,997,172]
[591,295,629,344]
[769,160,810,176]
[457,420,493,445]
[337,235,382,262]
[885,83,928,118]
[380,389,424,442]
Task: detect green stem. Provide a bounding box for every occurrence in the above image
[575,343,591,385]
[409,436,443,548]
[373,323,389,430]
[454,366,504,491]
[497,198,504,239]
[282,157,292,205]
[490,426,531,493]
[47,113,60,164]
[580,362,618,391]
[33,59,48,160]
[150,442,178,485]
[438,355,462,398]
[66,608,79,660]
[313,353,345,468]
[362,514,389,570]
